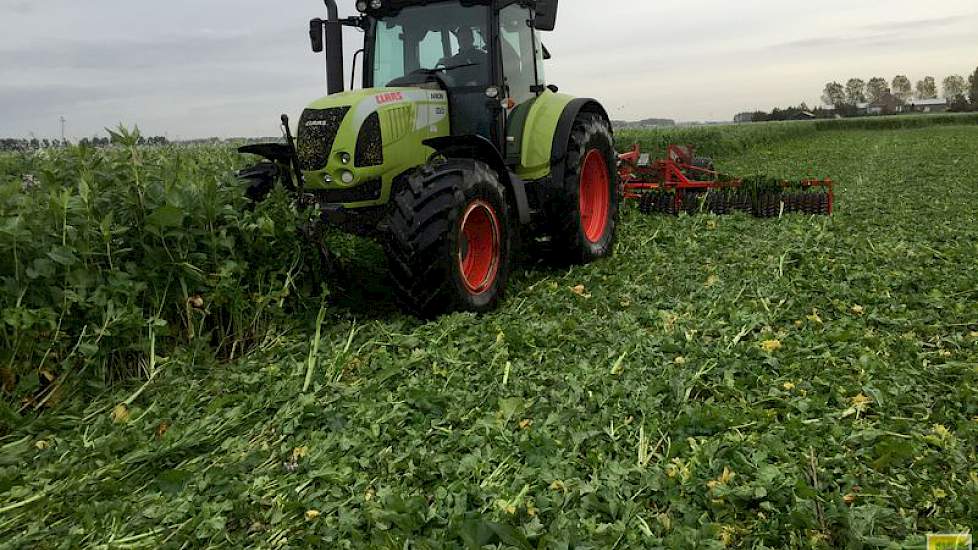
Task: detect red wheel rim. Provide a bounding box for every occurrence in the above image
[458,200,501,296]
[579,149,610,243]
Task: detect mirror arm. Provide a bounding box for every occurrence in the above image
[340,16,368,30]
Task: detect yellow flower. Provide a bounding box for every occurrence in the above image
[783,382,796,391]
[674,356,687,365]
[666,458,691,481]
[760,340,782,353]
[807,310,823,324]
[111,403,130,424]
[851,305,864,315]
[933,424,952,440]
[570,285,591,298]
[718,525,737,546]
[292,446,309,461]
[707,467,736,491]
[305,510,321,520]
[518,419,533,430]
[851,393,872,413]
[657,513,672,531]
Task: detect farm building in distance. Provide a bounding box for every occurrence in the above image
[858,92,904,115]
[900,98,949,113]
[790,111,816,121]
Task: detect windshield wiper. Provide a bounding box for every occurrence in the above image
[414,62,479,74]
[439,62,479,72]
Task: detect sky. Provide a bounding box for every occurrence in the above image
[1,0,976,139]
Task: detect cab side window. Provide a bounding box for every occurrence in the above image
[499,5,536,106]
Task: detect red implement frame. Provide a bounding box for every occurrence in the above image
[618,144,834,214]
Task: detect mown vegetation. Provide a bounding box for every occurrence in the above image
[1,121,977,548]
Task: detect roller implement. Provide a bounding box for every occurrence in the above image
[240,0,618,317]
[618,144,834,217]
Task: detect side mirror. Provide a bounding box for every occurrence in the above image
[534,0,558,31]
[309,19,324,53]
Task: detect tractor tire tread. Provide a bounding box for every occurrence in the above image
[383,159,511,317]
[548,112,619,263]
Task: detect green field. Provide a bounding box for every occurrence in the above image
[2,122,977,548]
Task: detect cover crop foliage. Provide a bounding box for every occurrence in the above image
[1,118,977,548]
[0,126,314,408]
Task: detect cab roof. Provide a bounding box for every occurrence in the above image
[362,0,523,18]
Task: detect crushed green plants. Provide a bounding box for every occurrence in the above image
[1,120,977,548]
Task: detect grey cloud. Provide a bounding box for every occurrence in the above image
[2,0,977,136]
[0,27,301,71]
[8,1,34,14]
[859,14,974,33]
[765,26,974,53]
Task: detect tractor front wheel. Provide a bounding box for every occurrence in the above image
[383,160,512,318]
[548,113,618,264]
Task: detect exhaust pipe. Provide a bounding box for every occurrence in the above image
[323,0,344,95]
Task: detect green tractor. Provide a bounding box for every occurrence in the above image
[240,0,617,317]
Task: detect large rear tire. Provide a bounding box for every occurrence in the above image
[548,113,618,264]
[383,160,512,318]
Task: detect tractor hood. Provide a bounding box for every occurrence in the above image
[295,87,450,202]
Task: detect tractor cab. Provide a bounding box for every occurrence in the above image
[313,0,556,154]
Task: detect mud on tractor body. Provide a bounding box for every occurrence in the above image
[240,0,617,317]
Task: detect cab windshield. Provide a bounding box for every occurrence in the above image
[371,4,490,88]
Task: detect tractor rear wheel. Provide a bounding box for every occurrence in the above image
[383,159,512,318]
[548,113,618,264]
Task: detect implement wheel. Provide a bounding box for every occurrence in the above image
[383,160,512,317]
[548,113,619,263]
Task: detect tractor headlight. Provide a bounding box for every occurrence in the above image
[340,170,355,184]
[369,0,382,9]
[338,152,351,165]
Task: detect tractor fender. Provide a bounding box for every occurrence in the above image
[423,135,532,225]
[549,98,612,191]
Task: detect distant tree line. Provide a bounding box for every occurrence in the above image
[820,69,977,111]
[0,135,169,152]
[742,103,834,122]
[740,66,978,122]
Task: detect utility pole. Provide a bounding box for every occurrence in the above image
[60,116,66,144]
